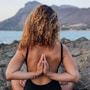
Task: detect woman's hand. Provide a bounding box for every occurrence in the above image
[36,53,51,76]
[59,81,68,85]
[36,54,44,76]
[43,54,50,75]
[19,80,26,87]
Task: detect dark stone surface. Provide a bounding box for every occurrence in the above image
[0,38,90,90]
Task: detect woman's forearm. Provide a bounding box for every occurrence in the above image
[46,72,80,83]
[6,71,39,80]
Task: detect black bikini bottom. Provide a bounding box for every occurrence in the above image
[24,79,62,90]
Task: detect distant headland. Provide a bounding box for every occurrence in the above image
[0,1,90,30]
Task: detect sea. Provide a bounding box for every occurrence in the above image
[0,30,90,44]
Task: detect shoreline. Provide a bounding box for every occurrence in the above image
[0,29,90,31]
[0,37,90,45]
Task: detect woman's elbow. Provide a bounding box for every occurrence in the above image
[5,71,12,80]
[72,72,80,83]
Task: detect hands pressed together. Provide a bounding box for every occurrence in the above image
[36,54,50,76]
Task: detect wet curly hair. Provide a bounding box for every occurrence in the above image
[18,5,60,49]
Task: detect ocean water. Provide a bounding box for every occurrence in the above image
[0,30,90,44]
[60,31,90,40]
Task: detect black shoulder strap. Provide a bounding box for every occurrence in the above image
[56,43,63,72]
[25,47,29,71]
[60,43,63,63]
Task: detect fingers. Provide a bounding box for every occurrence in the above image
[37,54,44,67]
[19,80,26,87]
[38,53,47,64]
[36,54,44,75]
[23,80,26,86]
[38,54,47,67]
[37,53,50,75]
[43,59,46,73]
[59,81,68,85]
[43,54,48,67]
[42,54,50,74]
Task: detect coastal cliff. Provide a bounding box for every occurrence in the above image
[0,1,90,30]
[0,37,90,90]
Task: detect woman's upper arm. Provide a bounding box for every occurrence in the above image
[6,49,25,73]
[63,45,79,76]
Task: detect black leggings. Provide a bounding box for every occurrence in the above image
[24,80,62,90]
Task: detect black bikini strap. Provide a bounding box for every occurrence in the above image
[60,43,63,63]
[25,47,29,71]
[56,43,63,72]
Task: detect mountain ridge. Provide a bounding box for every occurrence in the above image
[0,1,90,30]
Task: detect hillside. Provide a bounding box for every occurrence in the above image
[0,1,90,30]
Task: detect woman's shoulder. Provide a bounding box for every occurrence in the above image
[55,42,70,55]
[17,48,27,59]
[55,42,67,50]
[60,43,72,58]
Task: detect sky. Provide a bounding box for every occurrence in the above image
[0,0,90,21]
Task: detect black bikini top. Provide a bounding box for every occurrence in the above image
[25,43,63,72]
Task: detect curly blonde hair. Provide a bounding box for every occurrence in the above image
[18,5,60,49]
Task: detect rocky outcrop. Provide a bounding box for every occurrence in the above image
[61,37,90,90]
[0,38,90,90]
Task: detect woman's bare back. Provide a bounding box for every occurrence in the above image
[25,43,61,85]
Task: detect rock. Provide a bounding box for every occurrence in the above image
[61,38,71,44]
[71,48,81,57]
[0,60,7,67]
[0,87,4,90]
[0,37,90,90]
[75,37,88,42]
[5,52,14,58]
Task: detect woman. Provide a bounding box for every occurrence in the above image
[6,5,80,90]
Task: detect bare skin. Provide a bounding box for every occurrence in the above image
[6,43,80,90]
